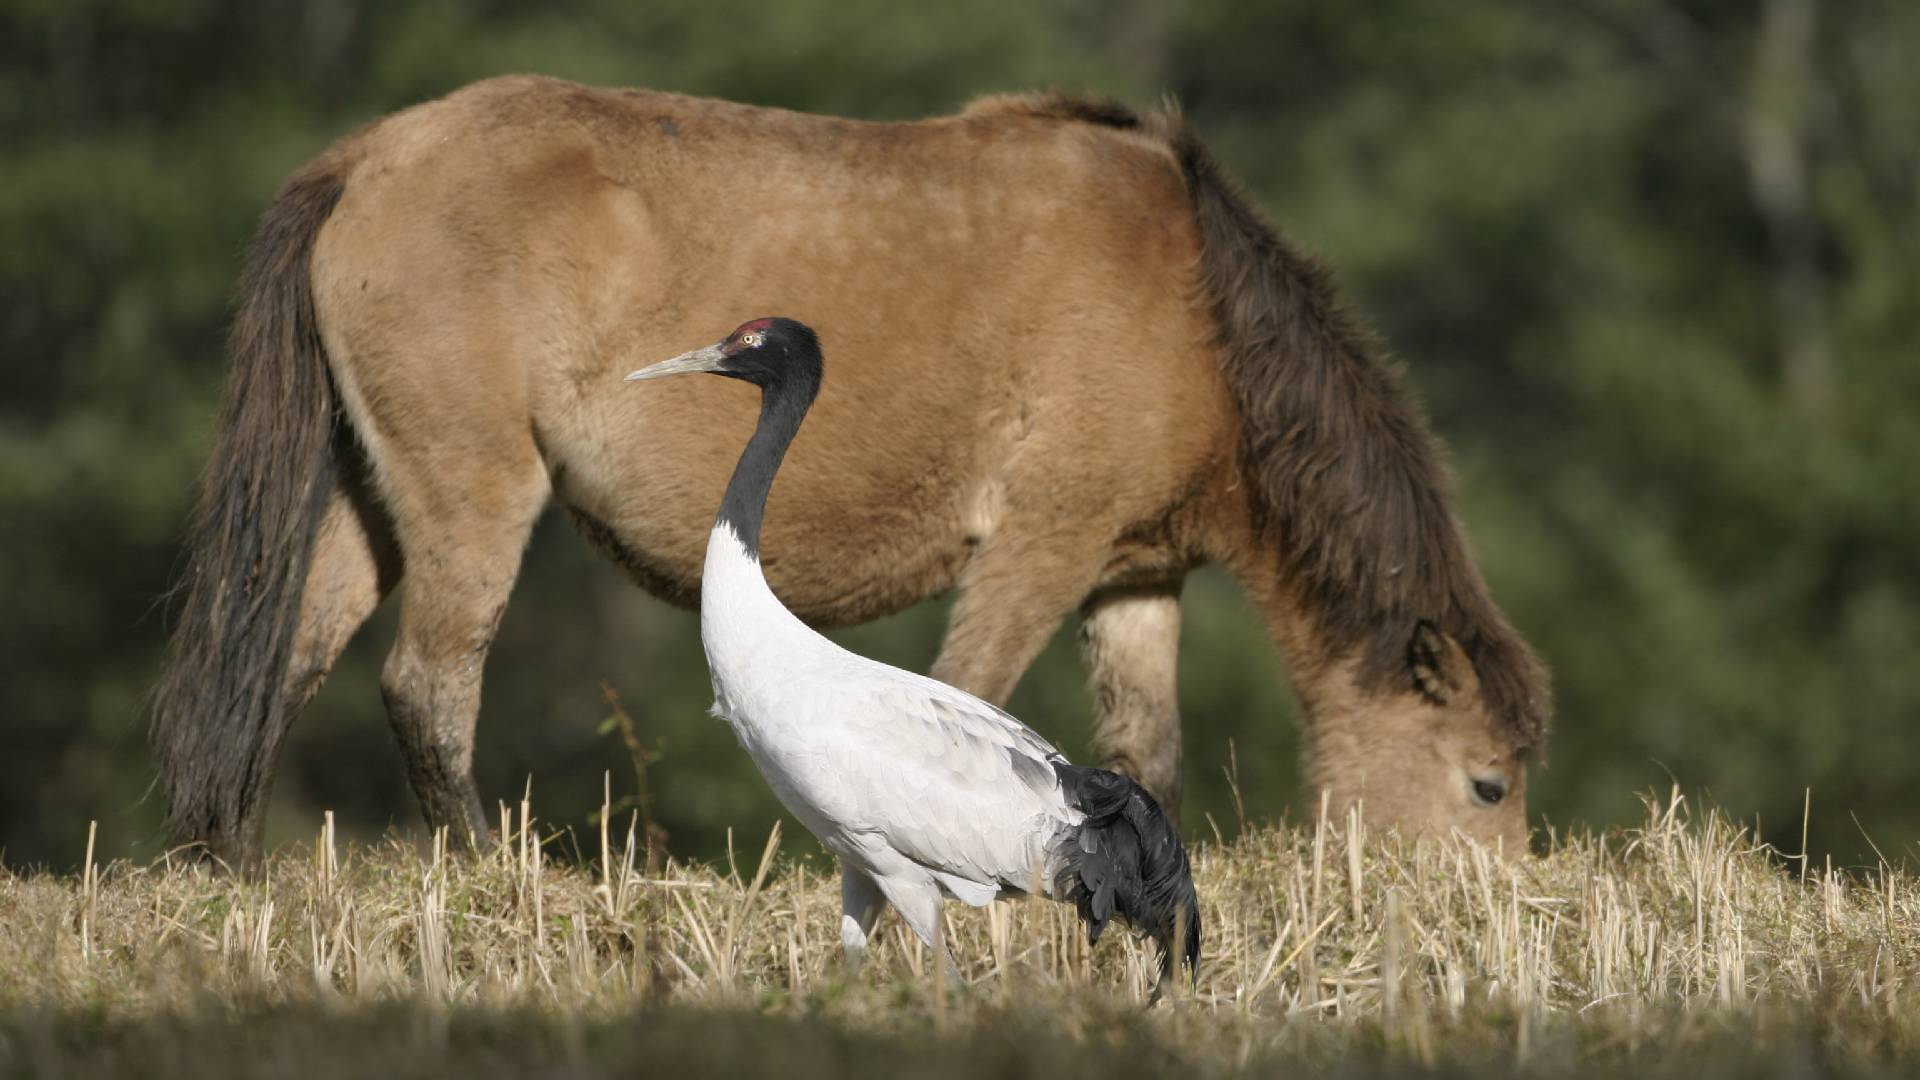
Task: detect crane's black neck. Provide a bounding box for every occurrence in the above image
[716,362,821,560]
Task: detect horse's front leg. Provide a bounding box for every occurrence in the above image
[1079,582,1185,819]
[928,527,1103,710]
[929,529,1186,818]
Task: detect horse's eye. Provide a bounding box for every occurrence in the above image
[1471,778,1507,806]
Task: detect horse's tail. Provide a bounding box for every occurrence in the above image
[1051,763,1202,997]
[151,167,346,862]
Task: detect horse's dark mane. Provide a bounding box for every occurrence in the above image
[966,90,1146,131]
[981,91,1551,751]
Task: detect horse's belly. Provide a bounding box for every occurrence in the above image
[554,427,973,625]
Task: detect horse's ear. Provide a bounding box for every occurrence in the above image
[1409,621,1470,705]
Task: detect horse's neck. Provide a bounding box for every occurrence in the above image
[1232,555,1354,714]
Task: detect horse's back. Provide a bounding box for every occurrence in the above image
[307,77,1234,621]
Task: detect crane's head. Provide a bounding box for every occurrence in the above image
[625,317,821,392]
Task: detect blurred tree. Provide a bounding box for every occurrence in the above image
[1,0,1913,870]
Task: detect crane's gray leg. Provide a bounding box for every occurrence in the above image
[839,863,887,976]
[1080,582,1185,818]
[871,874,960,982]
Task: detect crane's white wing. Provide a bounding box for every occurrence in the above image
[761,654,1080,898]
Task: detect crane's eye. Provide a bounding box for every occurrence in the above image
[740,332,763,347]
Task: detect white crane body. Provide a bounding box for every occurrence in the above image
[627,317,1200,986]
[702,521,1078,923]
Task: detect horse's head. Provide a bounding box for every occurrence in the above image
[1300,621,1537,853]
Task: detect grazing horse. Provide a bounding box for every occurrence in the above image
[152,77,1551,867]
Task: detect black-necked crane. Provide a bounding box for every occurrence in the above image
[625,317,1201,991]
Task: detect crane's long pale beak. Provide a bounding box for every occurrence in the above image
[625,343,727,382]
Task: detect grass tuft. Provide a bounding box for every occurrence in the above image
[1,788,1915,1076]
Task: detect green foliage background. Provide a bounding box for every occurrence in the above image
[3,0,1914,869]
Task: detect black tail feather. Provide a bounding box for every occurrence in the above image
[1052,763,1202,990]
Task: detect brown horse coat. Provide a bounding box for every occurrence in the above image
[152,77,1550,865]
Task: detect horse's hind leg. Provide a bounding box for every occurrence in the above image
[285,460,400,715]
[375,444,548,846]
[1079,583,1185,816]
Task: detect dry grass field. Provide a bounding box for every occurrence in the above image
[3,790,1916,1078]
